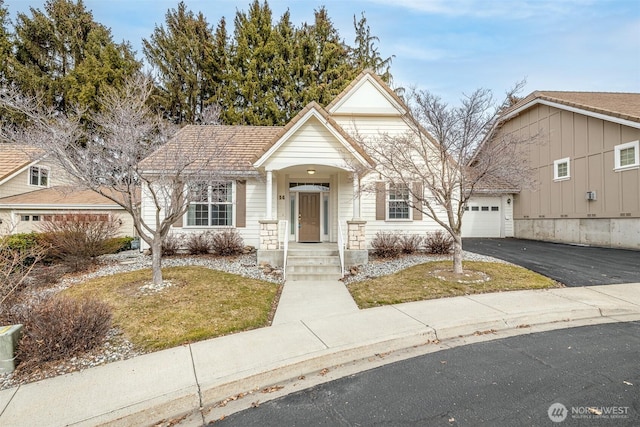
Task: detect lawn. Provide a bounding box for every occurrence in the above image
[347,261,560,309]
[63,266,280,351]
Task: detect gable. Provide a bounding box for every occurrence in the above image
[328,73,406,116]
[259,116,359,170]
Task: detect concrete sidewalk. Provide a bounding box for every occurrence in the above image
[1,283,639,426]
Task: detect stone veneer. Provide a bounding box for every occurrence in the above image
[258,220,280,250]
[347,220,367,250]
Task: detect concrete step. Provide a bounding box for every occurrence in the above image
[286,271,343,281]
[287,264,342,274]
[287,249,338,257]
[287,256,341,266]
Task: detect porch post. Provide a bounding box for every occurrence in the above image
[265,170,273,219]
[352,172,361,220]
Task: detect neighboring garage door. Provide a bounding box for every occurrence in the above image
[462,197,502,238]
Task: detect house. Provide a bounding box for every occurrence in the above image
[139,71,515,266]
[0,144,136,236]
[487,91,640,249]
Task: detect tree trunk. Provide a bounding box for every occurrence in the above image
[452,233,463,274]
[151,237,163,285]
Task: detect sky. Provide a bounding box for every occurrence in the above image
[5,0,640,105]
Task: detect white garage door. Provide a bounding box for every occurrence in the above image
[462,197,502,238]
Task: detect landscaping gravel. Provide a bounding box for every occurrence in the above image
[1,249,506,391]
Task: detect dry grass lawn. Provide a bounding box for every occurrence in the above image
[348,261,560,309]
[63,266,279,351]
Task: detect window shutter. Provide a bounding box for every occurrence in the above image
[173,214,183,228]
[412,182,423,221]
[236,180,246,228]
[375,181,386,220]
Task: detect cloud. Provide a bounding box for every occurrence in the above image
[364,0,596,19]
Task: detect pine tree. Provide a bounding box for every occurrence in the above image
[143,1,217,124]
[351,12,394,83]
[11,0,139,114]
[0,0,11,85]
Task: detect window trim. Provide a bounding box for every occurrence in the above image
[553,157,571,181]
[28,165,50,187]
[386,183,412,221]
[185,181,235,227]
[614,140,639,171]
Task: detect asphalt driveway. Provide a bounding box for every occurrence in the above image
[463,238,640,286]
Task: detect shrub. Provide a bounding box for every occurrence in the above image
[104,236,135,253]
[1,232,41,252]
[161,233,182,256]
[211,229,244,256]
[38,216,120,271]
[424,230,454,254]
[15,295,112,371]
[185,232,212,255]
[371,231,401,258]
[0,239,47,307]
[400,234,423,254]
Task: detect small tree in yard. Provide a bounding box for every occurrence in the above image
[0,75,231,284]
[358,83,538,274]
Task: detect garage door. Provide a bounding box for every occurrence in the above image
[461,197,502,238]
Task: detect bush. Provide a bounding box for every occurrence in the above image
[38,216,120,271]
[211,229,244,256]
[424,230,454,254]
[15,295,112,371]
[185,232,212,255]
[1,232,41,252]
[0,239,47,308]
[104,236,135,253]
[162,233,182,256]
[400,234,423,254]
[371,231,401,258]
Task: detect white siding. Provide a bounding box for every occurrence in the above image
[0,159,73,198]
[330,77,404,116]
[262,117,354,170]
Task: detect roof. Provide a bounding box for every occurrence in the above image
[252,101,375,167]
[470,173,520,195]
[502,91,640,125]
[139,125,282,174]
[0,144,43,183]
[0,186,129,208]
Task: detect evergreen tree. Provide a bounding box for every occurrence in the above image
[0,0,11,85]
[295,7,357,108]
[143,1,217,124]
[226,0,281,125]
[351,12,394,83]
[11,0,139,114]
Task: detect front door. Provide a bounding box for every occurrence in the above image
[299,193,320,242]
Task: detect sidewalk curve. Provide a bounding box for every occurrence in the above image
[1,283,639,426]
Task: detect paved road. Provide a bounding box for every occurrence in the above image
[214,322,640,426]
[463,238,640,286]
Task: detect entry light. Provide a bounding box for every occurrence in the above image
[307,169,316,175]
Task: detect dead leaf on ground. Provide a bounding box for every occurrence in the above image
[319,368,329,376]
[261,385,284,393]
[588,407,602,415]
[251,401,260,408]
[623,380,633,386]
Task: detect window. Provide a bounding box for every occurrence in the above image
[471,206,479,211]
[21,215,30,221]
[615,141,639,171]
[387,184,411,220]
[553,157,570,181]
[491,206,499,212]
[187,182,233,226]
[31,215,40,221]
[29,166,49,187]
[481,206,489,211]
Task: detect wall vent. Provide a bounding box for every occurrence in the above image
[586,191,597,201]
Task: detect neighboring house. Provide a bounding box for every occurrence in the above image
[140,71,512,265]
[0,144,136,236]
[486,91,640,249]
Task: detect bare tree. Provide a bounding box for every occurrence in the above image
[358,83,538,274]
[0,75,231,284]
